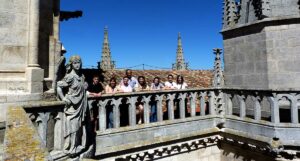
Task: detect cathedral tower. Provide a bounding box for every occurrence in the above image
[99,26,115,70]
[172,32,188,70]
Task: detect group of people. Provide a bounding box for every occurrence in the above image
[102,69,188,94]
[87,69,189,130]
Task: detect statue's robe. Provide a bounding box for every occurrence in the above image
[57,72,88,155]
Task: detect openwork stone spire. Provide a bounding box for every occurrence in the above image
[172,32,188,70]
[212,48,224,87]
[99,26,115,70]
[222,0,239,29]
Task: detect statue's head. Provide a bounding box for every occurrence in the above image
[66,55,82,73]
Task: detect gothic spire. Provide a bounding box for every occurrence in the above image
[99,26,115,70]
[172,32,188,70]
[212,48,224,87]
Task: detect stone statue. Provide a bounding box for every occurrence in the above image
[57,55,89,156]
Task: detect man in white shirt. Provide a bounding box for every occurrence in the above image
[120,69,138,89]
[164,74,177,90]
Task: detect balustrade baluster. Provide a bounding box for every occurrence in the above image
[36,112,50,146]
[179,93,187,119]
[190,92,197,117]
[290,94,298,124]
[98,99,109,131]
[200,92,206,116]
[167,93,175,120]
[253,96,261,121]
[269,93,280,124]
[54,111,64,150]
[112,98,122,128]
[143,95,151,124]
[238,95,246,118]
[208,91,216,115]
[156,94,164,122]
[226,94,233,116]
[128,96,138,126]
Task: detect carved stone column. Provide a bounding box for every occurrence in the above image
[189,92,197,117]
[112,98,122,128]
[155,95,164,122]
[142,95,151,124]
[28,0,40,67]
[166,93,175,120]
[268,93,279,124]
[178,93,187,119]
[200,92,207,116]
[252,95,262,121]
[54,111,64,150]
[208,91,216,115]
[128,96,138,126]
[98,99,109,131]
[238,94,246,118]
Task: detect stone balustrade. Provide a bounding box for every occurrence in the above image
[223,88,300,147]
[91,88,221,132]
[19,88,300,159]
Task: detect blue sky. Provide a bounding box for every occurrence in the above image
[60,0,223,70]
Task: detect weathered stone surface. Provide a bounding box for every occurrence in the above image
[3,107,51,160]
[223,19,300,90]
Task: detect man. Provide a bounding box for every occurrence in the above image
[87,75,103,131]
[118,76,133,92]
[118,76,133,126]
[120,69,138,89]
[87,75,102,97]
[164,74,177,90]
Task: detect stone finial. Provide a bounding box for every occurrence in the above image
[212,48,224,87]
[99,26,116,70]
[172,32,188,70]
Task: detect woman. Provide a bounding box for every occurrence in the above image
[135,76,150,124]
[135,76,150,92]
[150,77,164,90]
[176,75,188,89]
[57,55,89,155]
[105,77,118,128]
[105,77,118,94]
[149,77,164,122]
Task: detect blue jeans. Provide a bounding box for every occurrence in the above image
[150,103,157,122]
[107,106,114,128]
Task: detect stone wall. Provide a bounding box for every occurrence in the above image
[265,24,300,89]
[223,25,268,89]
[223,19,300,89]
[0,0,28,72]
[0,0,29,94]
[0,0,62,106]
[99,137,279,161]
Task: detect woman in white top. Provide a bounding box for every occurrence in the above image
[176,75,188,89]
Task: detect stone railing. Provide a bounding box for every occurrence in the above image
[222,88,300,146]
[20,88,300,159]
[90,88,223,131]
[23,101,66,160]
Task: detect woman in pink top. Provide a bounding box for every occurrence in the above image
[105,77,118,128]
[105,77,118,94]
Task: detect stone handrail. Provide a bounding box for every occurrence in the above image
[88,88,300,132]
[21,88,300,159]
[89,88,223,132]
